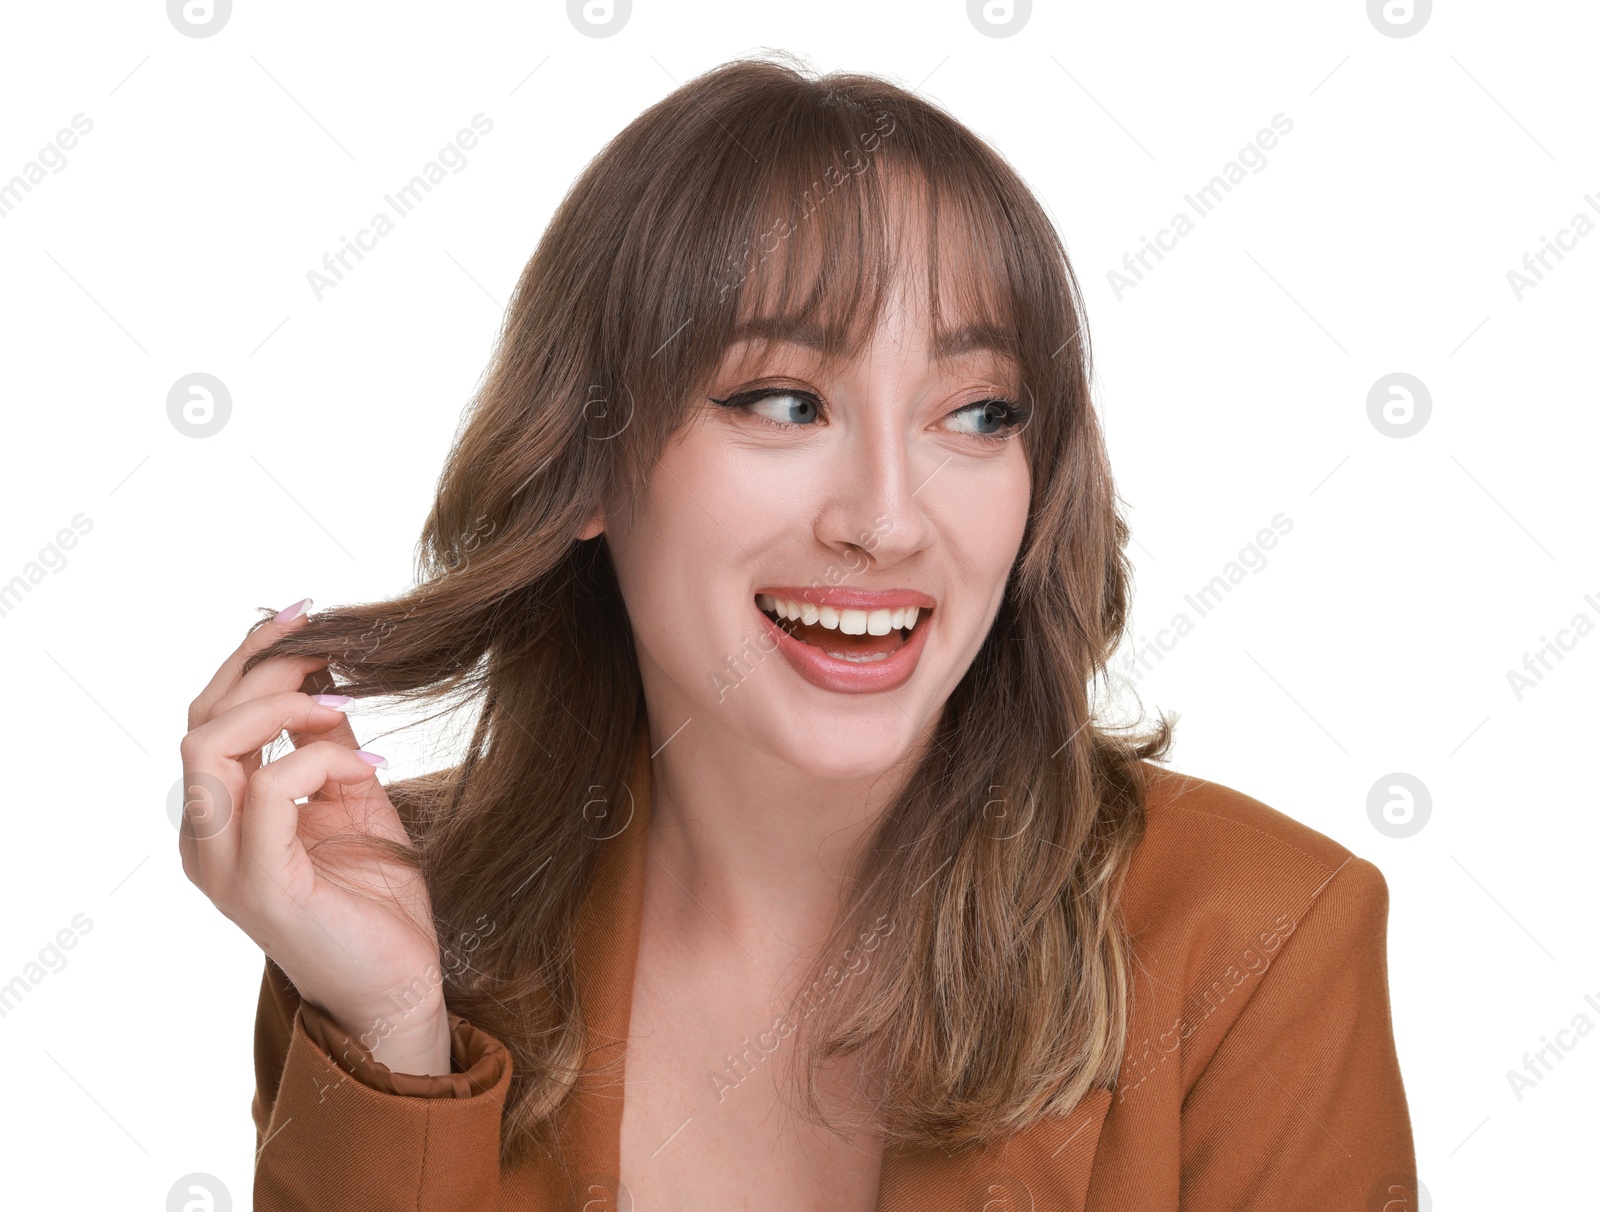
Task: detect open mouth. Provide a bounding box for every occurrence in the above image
[755,592,929,664]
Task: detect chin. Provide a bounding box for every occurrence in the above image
[746,695,932,782]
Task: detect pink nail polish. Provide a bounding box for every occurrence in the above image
[355,751,389,769]
[312,694,353,710]
[275,597,313,623]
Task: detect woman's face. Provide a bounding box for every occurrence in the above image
[587,259,1032,782]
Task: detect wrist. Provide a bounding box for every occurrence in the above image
[366,1005,453,1076]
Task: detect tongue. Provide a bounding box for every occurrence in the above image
[787,618,907,658]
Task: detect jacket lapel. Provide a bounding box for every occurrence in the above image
[545,718,655,1206]
[555,720,1114,1211]
[875,1086,1111,1211]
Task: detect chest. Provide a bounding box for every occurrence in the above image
[616,939,884,1211]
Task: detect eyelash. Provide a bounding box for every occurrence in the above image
[708,388,1031,446]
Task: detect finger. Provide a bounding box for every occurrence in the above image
[179,690,354,877]
[290,694,361,753]
[188,599,314,731]
[178,809,199,887]
[211,649,334,723]
[288,666,356,748]
[216,657,355,783]
[229,661,361,754]
[239,740,394,884]
[208,623,372,755]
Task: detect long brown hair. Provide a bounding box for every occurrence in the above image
[246,49,1172,1163]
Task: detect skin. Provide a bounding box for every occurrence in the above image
[584,275,1029,947]
[583,223,1032,1208]
[180,188,1033,1207]
[179,614,452,1075]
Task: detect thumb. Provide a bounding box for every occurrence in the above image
[288,667,363,752]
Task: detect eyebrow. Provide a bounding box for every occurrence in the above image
[726,317,1019,362]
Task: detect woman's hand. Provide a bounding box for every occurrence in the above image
[178,600,451,1075]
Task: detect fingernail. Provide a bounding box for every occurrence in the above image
[312,694,353,711]
[275,597,313,623]
[355,751,388,769]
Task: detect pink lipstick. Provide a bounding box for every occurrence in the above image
[752,586,936,694]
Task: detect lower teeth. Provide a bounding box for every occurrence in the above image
[766,612,909,663]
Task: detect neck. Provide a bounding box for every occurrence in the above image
[640,709,924,965]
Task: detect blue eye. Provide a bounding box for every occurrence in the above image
[710,389,821,429]
[709,388,1029,444]
[944,399,1028,443]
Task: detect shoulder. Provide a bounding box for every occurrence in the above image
[1100,766,1415,1201]
[1133,761,1365,869]
[1118,761,1390,993]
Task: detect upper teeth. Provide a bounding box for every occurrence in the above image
[757,594,920,635]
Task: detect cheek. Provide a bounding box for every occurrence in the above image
[606,430,792,647]
[652,423,812,561]
[937,455,1031,577]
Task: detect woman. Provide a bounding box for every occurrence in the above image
[179,53,1416,1210]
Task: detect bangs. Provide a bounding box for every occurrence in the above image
[595,56,1081,507]
[709,130,1028,383]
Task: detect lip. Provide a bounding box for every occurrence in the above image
[754,595,934,695]
[754,585,937,610]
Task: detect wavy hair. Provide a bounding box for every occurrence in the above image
[246,50,1173,1164]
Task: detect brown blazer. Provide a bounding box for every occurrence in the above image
[251,721,1417,1210]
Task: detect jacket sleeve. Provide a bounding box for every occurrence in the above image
[1177,856,1418,1211]
[251,956,513,1211]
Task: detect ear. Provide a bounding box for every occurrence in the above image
[577,504,605,541]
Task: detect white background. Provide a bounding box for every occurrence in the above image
[1,1,1594,1207]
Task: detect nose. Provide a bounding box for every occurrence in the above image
[811,399,936,570]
